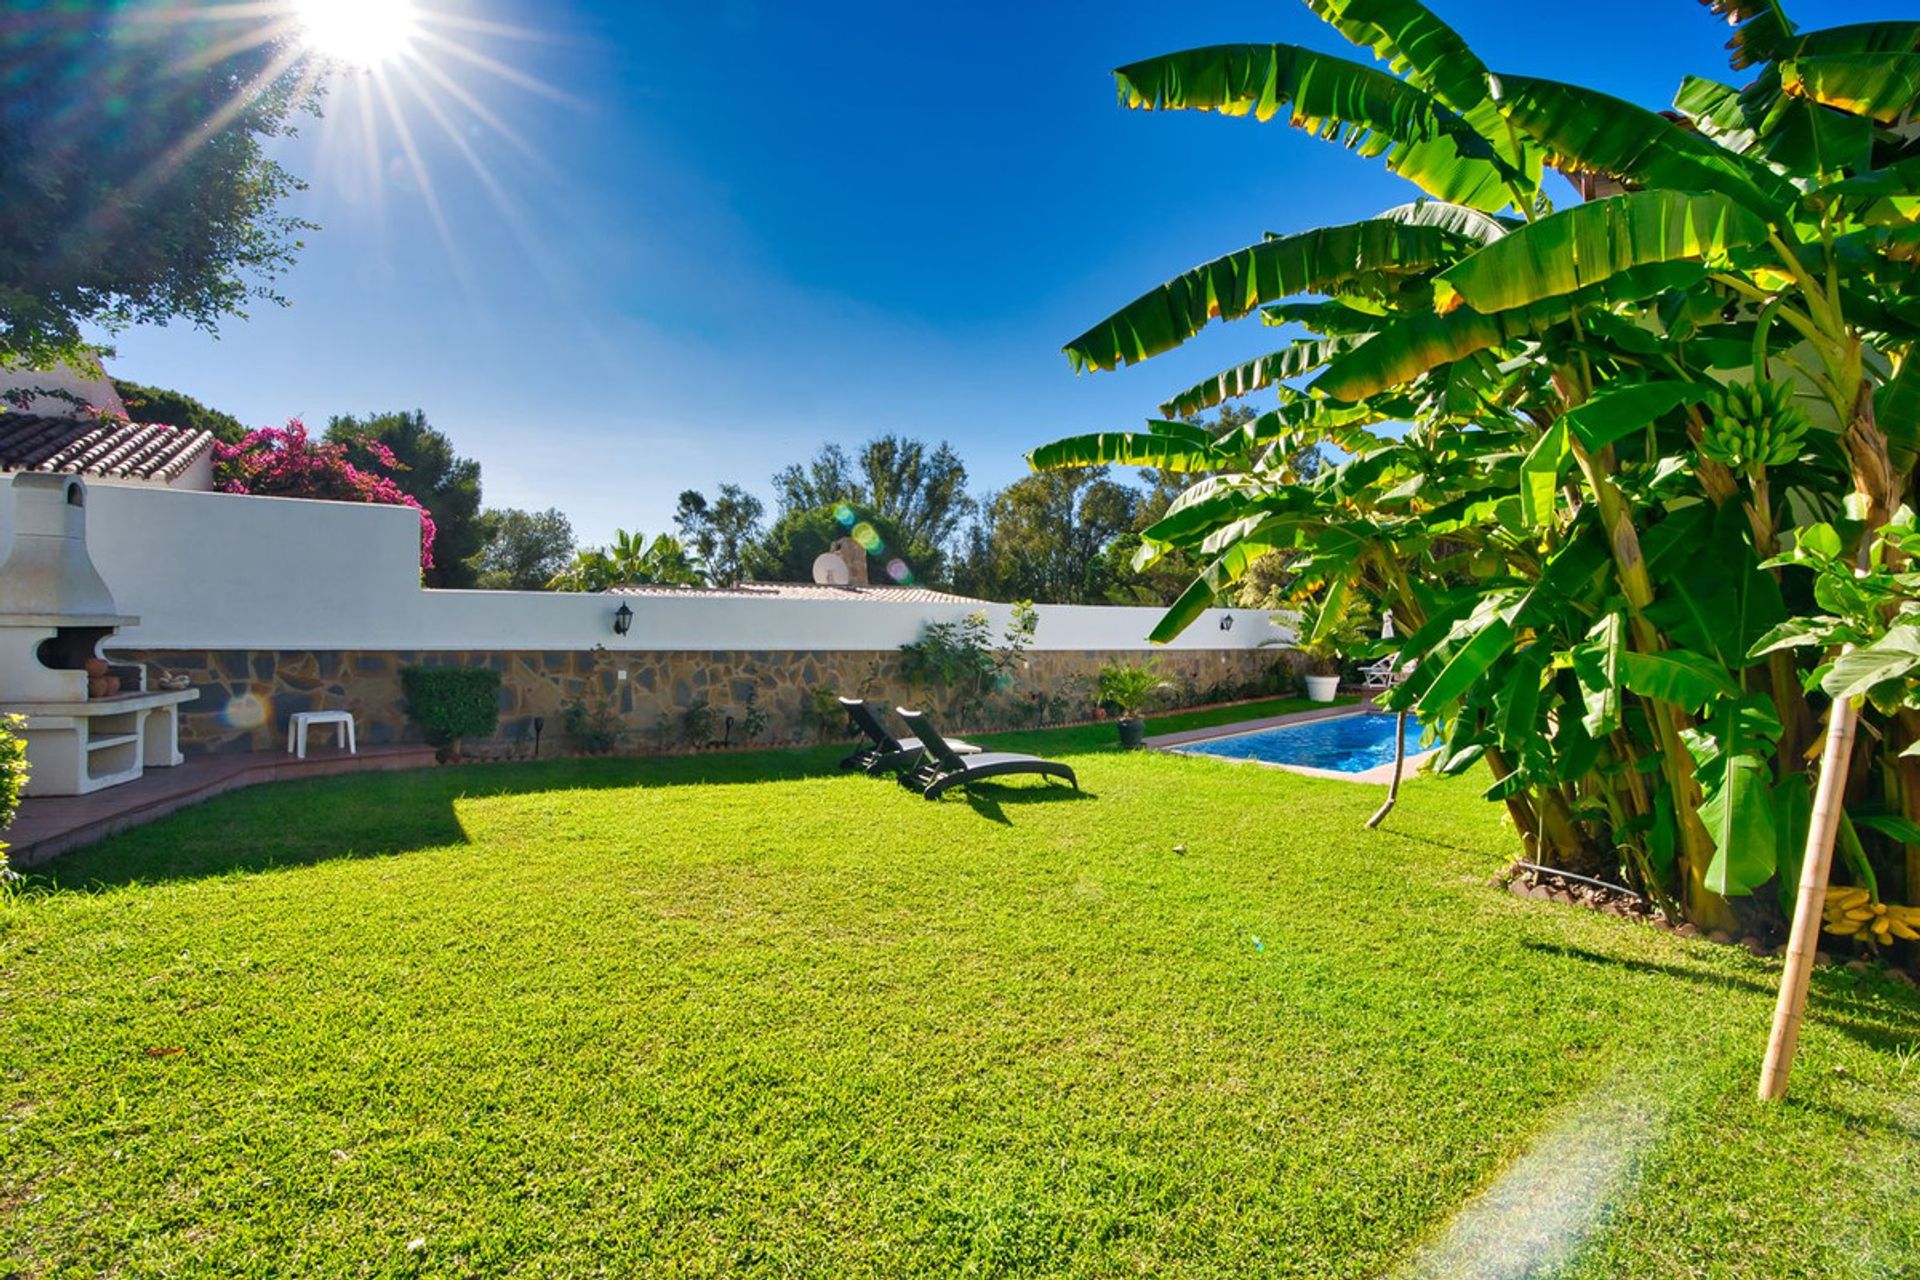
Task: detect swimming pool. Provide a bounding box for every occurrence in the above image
[1173,713,1427,774]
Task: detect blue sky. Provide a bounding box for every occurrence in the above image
[103,0,1900,546]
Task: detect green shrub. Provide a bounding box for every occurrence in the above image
[400,666,501,758]
[739,687,770,743]
[0,713,27,886]
[803,687,851,742]
[1096,661,1170,719]
[682,698,715,747]
[561,696,625,755]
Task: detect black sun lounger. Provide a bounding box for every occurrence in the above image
[894,708,1078,799]
[838,697,980,776]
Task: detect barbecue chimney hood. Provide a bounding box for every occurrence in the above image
[0,473,133,627]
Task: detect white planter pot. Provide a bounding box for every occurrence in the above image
[1304,674,1341,703]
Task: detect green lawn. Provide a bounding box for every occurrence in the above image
[3,723,1917,1278]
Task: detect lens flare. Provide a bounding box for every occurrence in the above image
[294,0,420,68]
[834,503,856,527]
[851,521,882,552]
[221,691,269,731]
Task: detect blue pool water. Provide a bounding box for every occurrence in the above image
[1174,713,1427,773]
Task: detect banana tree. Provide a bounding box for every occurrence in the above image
[1032,0,1920,954]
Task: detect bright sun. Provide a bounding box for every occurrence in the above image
[293,0,420,68]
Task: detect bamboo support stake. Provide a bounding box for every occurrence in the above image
[1759,690,1859,1101]
[1365,709,1409,830]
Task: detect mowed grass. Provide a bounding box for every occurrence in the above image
[3,722,1918,1278]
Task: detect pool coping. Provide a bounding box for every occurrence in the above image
[1147,702,1440,784]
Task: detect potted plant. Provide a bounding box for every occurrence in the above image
[1291,596,1367,703]
[1097,661,1168,748]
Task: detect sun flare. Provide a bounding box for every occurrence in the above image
[293,0,420,68]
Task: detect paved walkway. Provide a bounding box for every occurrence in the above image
[7,744,436,869]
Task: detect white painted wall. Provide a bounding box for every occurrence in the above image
[0,482,1294,653]
[0,358,125,419]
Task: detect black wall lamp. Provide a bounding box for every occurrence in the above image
[1220,614,1235,631]
[612,602,634,636]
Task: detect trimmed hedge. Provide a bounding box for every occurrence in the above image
[400,666,501,754]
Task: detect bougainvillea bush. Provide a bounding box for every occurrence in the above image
[214,420,436,569]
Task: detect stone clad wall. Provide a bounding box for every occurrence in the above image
[108,646,1296,755]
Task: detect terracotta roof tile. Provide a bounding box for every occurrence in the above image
[608,582,983,604]
[0,414,215,483]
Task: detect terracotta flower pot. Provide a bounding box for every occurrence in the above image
[88,675,110,698]
[83,657,110,677]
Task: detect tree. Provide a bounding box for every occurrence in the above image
[770,435,972,580]
[951,469,1139,604]
[1,12,318,369]
[469,508,575,590]
[1028,0,1920,971]
[674,484,764,586]
[326,411,484,588]
[109,380,247,444]
[743,503,913,584]
[549,530,702,592]
[215,421,435,570]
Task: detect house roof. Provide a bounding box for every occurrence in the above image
[608,581,983,605]
[0,414,215,483]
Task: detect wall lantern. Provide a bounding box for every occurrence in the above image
[612,602,634,637]
[1219,614,1234,631]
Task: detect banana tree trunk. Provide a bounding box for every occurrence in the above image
[1569,441,1738,929]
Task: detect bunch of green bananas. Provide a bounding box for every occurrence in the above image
[1823,885,1920,946]
[1699,380,1810,468]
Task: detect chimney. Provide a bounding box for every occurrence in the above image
[828,535,870,586]
[0,474,122,621]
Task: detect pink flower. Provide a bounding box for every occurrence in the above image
[214,418,437,569]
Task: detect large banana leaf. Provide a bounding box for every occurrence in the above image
[1373,197,1517,242]
[1303,0,1544,183]
[1558,379,1710,451]
[1674,73,1873,178]
[1645,505,1788,670]
[1431,191,1771,317]
[1698,0,1797,71]
[1786,21,1920,58]
[1779,53,1920,124]
[1259,300,1387,333]
[1302,0,1490,113]
[1572,612,1627,736]
[1811,156,1920,226]
[1025,420,1236,474]
[1064,218,1460,372]
[1313,258,1708,402]
[1112,44,1515,210]
[1416,596,1520,714]
[1685,694,1785,895]
[1147,522,1290,643]
[1159,336,1366,417]
[1619,649,1740,712]
[1491,74,1790,214]
[1518,418,1568,528]
[1312,300,1560,403]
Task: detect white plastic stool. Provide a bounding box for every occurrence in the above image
[288,710,356,759]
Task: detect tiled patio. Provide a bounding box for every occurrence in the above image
[6,744,436,870]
